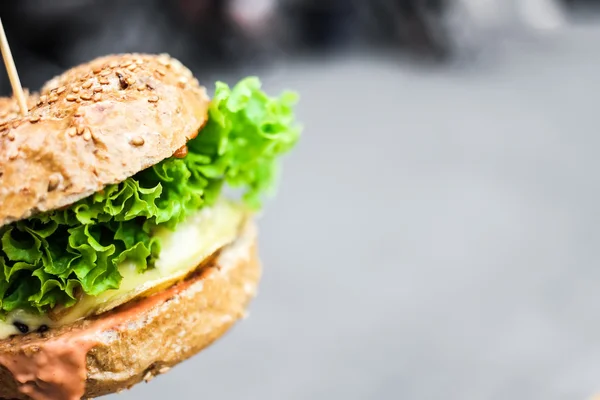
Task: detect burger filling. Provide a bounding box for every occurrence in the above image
[0,78,299,338]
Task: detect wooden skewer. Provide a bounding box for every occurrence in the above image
[0,17,27,116]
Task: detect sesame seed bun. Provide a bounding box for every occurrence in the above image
[0,221,260,399]
[0,53,210,227]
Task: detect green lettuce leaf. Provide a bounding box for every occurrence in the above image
[0,77,300,315]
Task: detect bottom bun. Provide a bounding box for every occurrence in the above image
[0,222,260,400]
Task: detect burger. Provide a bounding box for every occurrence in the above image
[0,53,300,399]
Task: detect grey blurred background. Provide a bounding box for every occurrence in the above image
[2,1,600,399]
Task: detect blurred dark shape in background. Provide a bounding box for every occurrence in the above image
[0,0,597,95]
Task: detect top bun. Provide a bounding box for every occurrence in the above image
[0,53,210,227]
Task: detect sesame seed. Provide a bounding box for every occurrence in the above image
[137,84,145,91]
[93,93,102,102]
[126,77,136,86]
[48,174,61,191]
[135,59,144,65]
[143,371,154,383]
[158,57,170,66]
[100,69,111,77]
[8,152,17,160]
[66,94,77,102]
[108,60,119,69]
[83,129,92,141]
[67,126,77,137]
[7,131,15,141]
[148,95,159,103]
[130,136,145,146]
[82,81,93,89]
[158,367,170,374]
[127,65,137,72]
[155,69,166,76]
[0,110,7,118]
[48,95,58,103]
[56,86,66,94]
[76,126,85,135]
[99,77,110,85]
[177,77,188,88]
[121,60,133,68]
[93,86,103,93]
[12,121,21,129]
[74,110,84,117]
[93,66,103,74]
[80,92,92,101]
[71,86,81,93]
[29,114,40,123]
[173,60,184,71]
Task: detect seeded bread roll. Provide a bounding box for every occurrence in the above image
[0,222,260,399]
[0,53,210,227]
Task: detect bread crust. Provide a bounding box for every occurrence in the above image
[0,92,39,123]
[0,223,260,399]
[0,53,210,227]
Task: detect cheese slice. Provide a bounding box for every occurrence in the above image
[0,200,248,339]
